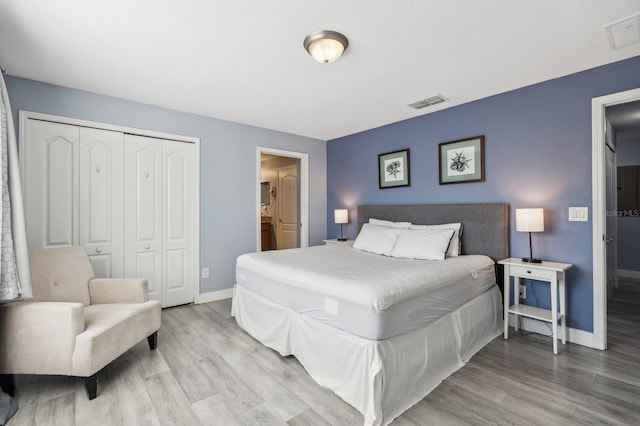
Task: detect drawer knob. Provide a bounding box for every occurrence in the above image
[96,248,102,253]
[527,270,531,274]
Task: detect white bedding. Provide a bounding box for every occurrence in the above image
[237,244,495,310]
[236,244,496,339]
[232,283,503,426]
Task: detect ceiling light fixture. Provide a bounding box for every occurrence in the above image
[303,30,349,64]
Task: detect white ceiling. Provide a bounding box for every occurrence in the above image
[1,1,639,141]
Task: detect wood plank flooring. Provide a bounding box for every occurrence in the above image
[5,280,640,425]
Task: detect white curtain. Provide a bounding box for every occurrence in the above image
[0,73,31,302]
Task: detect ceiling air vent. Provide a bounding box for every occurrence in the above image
[409,95,446,110]
[605,13,640,50]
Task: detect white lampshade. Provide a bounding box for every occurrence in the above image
[334,209,349,224]
[516,208,544,233]
[303,30,349,64]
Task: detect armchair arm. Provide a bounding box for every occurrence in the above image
[89,278,149,304]
[0,301,84,375]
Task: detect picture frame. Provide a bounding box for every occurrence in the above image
[378,149,410,189]
[438,135,485,185]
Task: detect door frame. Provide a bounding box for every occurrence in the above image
[257,147,309,250]
[19,110,201,304]
[591,88,640,350]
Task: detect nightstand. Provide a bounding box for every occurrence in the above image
[323,239,354,246]
[498,257,573,354]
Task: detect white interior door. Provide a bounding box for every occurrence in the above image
[162,139,196,307]
[124,134,163,302]
[277,165,299,249]
[23,120,79,250]
[79,127,124,278]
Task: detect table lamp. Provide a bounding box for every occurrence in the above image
[334,209,349,241]
[516,208,544,263]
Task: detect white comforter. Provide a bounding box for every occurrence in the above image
[236,245,495,310]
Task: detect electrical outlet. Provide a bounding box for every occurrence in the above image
[519,284,526,299]
[202,268,209,279]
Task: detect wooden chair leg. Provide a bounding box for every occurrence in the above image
[0,374,16,396]
[147,331,158,350]
[85,374,97,400]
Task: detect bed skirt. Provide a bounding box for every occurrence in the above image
[231,284,503,426]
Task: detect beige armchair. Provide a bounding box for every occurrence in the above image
[0,246,161,399]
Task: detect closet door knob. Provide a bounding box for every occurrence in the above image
[145,245,150,250]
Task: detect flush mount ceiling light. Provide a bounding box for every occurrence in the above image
[303,30,349,64]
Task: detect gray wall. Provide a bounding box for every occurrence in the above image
[5,75,327,295]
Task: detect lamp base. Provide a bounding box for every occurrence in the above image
[337,238,347,241]
[521,257,542,263]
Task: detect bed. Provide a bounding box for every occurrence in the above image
[232,203,509,425]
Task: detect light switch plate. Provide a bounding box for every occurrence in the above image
[569,207,588,222]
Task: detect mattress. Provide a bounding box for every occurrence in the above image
[236,244,496,340]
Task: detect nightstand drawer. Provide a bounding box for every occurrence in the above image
[509,265,555,281]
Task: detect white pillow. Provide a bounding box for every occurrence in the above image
[390,228,455,260]
[352,223,402,256]
[410,223,463,257]
[368,218,412,229]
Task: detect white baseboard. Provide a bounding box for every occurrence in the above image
[196,288,234,304]
[617,269,640,280]
[507,314,595,349]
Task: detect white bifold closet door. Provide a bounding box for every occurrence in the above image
[123,134,195,307]
[80,127,125,278]
[23,119,195,307]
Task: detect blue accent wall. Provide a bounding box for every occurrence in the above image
[5,76,327,295]
[327,56,640,333]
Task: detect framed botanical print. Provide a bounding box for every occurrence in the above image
[379,149,410,189]
[439,136,485,184]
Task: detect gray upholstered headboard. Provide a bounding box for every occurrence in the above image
[357,203,510,262]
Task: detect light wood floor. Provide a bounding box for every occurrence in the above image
[6,280,640,425]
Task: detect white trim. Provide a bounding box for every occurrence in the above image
[19,110,202,304]
[591,88,640,351]
[508,315,594,349]
[256,147,309,250]
[196,288,234,304]
[19,111,200,144]
[618,269,640,280]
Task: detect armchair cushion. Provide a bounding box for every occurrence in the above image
[89,278,150,304]
[72,301,161,376]
[29,246,93,306]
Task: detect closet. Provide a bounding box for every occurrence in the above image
[21,115,197,308]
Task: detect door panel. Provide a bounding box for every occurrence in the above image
[124,135,163,301]
[166,249,186,290]
[79,127,124,278]
[162,141,195,307]
[277,165,299,249]
[165,151,186,241]
[24,120,79,249]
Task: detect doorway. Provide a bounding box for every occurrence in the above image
[592,88,640,350]
[257,147,309,251]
